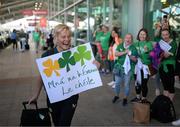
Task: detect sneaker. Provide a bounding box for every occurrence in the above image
[172,119,180,126]
[101,68,105,73]
[107,81,115,86]
[122,98,127,106]
[141,98,150,104]
[105,69,110,74]
[130,97,141,102]
[112,84,115,89]
[112,96,119,103]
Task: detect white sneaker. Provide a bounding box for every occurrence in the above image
[172,119,180,126]
[107,81,115,86]
[112,84,115,89]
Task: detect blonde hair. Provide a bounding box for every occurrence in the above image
[125,33,133,42]
[53,24,71,45]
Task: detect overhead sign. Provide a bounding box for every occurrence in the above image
[40,17,47,27]
[21,10,48,16]
[36,43,103,103]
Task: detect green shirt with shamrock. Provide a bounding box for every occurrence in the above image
[134,41,153,65]
[115,42,138,74]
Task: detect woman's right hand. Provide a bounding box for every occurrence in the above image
[28,95,38,105]
[93,60,100,69]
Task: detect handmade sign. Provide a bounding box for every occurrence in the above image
[36,43,102,103]
[159,39,172,52]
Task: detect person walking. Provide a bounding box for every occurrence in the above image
[11,29,18,51]
[33,28,41,53]
[28,24,100,126]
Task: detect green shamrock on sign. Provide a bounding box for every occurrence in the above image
[74,45,91,66]
[58,51,76,72]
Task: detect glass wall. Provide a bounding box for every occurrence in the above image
[49,0,123,46]
[143,0,180,42]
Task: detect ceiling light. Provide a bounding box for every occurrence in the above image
[161,0,167,4]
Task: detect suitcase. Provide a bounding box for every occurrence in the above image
[25,44,30,50]
[20,101,51,126]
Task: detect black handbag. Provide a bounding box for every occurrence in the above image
[20,101,51,126]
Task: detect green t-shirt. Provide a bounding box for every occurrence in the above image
[40,39,46,46]
[134,41,153,65]
[95,31,103,42]
[99,32,111,51]
[160,40,177,72]
[115,42,138,73]
[33,32,40,42]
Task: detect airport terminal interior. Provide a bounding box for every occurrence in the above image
[0,0,180,126]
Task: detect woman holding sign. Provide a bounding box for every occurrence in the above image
[159,29,177,101]
[29,24,100,126]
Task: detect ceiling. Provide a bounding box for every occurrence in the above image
[0,0,48,24]
[0,0,179,24]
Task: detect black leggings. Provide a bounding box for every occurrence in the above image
[159,64,175,93]
[12,39,17,49]
[47,95,79,126]
[134,70,149,98]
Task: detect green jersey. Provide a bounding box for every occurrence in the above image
[134,41,153,65]
[95,31,103,42]
[99,32,111,51]
[115,42,138,73]
[33,32,40,42]
[160,40,177,72]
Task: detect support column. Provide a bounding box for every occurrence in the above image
[87,0,90,42]
[47,0,50,28]
[51,0,54,18]
[64,0,67,23]
[74,0,78,46]
[102,0,106,24]
[128,0,144,38]
[109,0,113,30]
[122,0,144,38]
[144,0,154,38]
[58,0,61,21]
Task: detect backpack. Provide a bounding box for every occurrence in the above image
[151,95,176,123]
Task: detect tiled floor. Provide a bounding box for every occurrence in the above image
[0,42,180,126]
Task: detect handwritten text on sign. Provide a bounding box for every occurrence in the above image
[36,43,102,103]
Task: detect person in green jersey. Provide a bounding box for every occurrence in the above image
[93,25,103,58]
[112,33,138,106]
[159,29,177,101]
[99,25,111,74]
[131,28,153,103]
[33,28,41,53]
